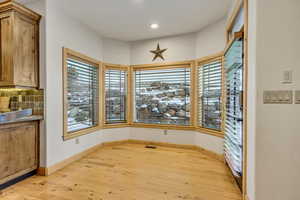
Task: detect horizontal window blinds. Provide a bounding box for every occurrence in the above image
[224,38,244,187]
[105,69,127,123]
[135,67,191,125]
[198,60,222,131]
[67,58,99,133]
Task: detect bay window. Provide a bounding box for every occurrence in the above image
[63,48,100,139]
[61,49,224,138]
[197,57,223,133]
[133,63,193,126]
[104,65,128,124]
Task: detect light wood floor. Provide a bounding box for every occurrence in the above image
[0,143,242,200]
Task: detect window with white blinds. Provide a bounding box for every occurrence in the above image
[105,69,127,124]
[198,60,222,131]
[66,58,99,133]
[134,67,191,125]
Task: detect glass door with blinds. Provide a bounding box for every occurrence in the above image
[224,32,244,189]
[197,59,222,131]
[105,68,127,124]
[134,67,191,126]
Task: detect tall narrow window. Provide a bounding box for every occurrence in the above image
[198,59,222,131]
[134,67,191,126]
[63,48,100,139]
[105,67,127,124]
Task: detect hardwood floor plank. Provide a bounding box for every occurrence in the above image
[0,144,242,200]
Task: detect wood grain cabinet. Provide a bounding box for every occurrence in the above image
[0,121,39,185]
[0,1,41,88]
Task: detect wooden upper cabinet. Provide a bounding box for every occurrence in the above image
[0,0,41,88]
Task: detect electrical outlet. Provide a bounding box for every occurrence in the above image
[75,138,80,144]
[163,130,168,135]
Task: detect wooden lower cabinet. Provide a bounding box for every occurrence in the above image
[0,121,39,185]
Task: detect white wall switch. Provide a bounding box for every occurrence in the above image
[263,90,293,104]
[295,91,300,104]
[282,70,293,84]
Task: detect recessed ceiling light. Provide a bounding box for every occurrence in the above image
[150,23,159,29]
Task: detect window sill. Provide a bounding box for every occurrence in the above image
[195,127,224,138]
[103,123,130,129]
[131,123,195,131]
[63,125,101,141]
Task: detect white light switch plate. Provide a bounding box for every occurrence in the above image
[264,90,293,104]
[295,91,300,104]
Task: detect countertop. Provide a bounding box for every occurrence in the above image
[0,115,43,125]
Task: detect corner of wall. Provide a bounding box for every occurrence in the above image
[195,131,224,155]
[102,37,131,65]
[195,18,227,58]
[39,0,228,169]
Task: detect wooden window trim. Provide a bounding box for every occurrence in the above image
[195,127,224,138]
[195,52,224,137]
[226,0,243,42]
[131,60,194,69]
[131,123,195,131]
[61,49,227,138]
[224,31,244,55]
[195,52,224,65]
[131,61,196,129]
[62,47,102,140]
[225,0,249,196]
[102,63,130,128]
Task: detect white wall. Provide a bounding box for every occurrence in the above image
[130,19,226,64]
[129,19,226,155]
[195,132,224,154]
[130,128,224,155]
[255,0,300,199]
[130,128,196,146]
[25,0,228,168]
[130,32,197,65]
[195,19,227,58]
[248,0,300,199]
[44,0,133,167]
[102,38,131,65]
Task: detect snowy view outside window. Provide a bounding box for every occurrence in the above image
[105,69,127,123]
[198,60,222,131]
[134,67,190,125]
[67,58,99,133]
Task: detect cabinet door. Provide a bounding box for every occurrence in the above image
[0,122,38,184]
[0,14,14,86]
[13,14,38,87]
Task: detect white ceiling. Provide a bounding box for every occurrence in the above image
[59,0,233,42]
[10,0,233,41]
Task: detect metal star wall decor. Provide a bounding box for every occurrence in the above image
[150,43,167,61]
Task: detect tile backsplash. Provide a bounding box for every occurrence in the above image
[0,89,44,115]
